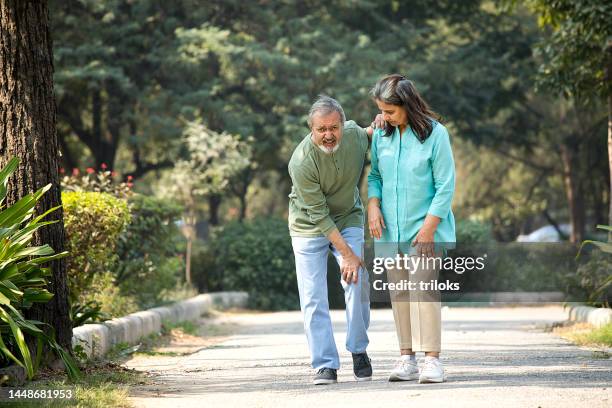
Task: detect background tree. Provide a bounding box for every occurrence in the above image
[47,0,611,243]
[512,0,612,240]
[158,120,251,283]
[0,0,72,353]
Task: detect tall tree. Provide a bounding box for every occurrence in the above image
[518,0,612,239]
[0,0,72,353]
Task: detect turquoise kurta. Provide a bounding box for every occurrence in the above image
[367,121,456,253]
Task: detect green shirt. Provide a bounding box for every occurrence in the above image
[288,121,369,237]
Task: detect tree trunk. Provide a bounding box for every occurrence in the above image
[608,90,612,240]
[183,205,196,286]
[0,0,72,353]
[208,194,222,226]
[235,168,253,222]
[560,144,585,243]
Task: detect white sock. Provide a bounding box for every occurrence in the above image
[401,354,416,362]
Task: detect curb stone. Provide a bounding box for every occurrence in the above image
[565,304,612,328]
[72,291,248,360]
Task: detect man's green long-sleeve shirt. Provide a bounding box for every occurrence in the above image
[288,121,369,237]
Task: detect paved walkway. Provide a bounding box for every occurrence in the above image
[126,306,611,408]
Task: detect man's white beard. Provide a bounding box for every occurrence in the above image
[317,142,340,154]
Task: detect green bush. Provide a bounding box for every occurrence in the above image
[0,158,79,380]
[202,218,298,310]
[115,194,185,309]
[568,249,611,307]
[455,219,493,244]
[191,239,219,293]
[62,191,132,317]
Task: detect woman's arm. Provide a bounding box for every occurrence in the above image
[427,125,455,220]
[413,125,455,256]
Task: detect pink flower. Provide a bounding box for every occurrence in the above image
[127,182,134,188]
[127,175,133,181]
[111,171,117,177]
[101,163,108,170]
[86,167,95,174]
[59,168,65,174]
[72,168,79,176]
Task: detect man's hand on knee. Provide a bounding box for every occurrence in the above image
[341,251,363,284]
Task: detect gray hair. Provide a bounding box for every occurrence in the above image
[307,95,346,128]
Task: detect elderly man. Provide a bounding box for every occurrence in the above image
[288,95,374,385]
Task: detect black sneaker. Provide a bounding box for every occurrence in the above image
[313,368,337,385]
[352,352,373,381]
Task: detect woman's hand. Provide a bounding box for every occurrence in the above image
[371,113,385,129]
[412,227,435,258]
[368,198,386,239]
[366,114,386,136]
[411,214,441,257]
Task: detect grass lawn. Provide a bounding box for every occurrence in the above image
[3,363,146,408]
[554,322,612,350]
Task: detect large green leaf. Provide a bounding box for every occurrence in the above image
[0,264,19,280]
[578,240,612,256]
[20,250,69,266]
[0,308,34,379]
[0,328,26,369]
[0,193,37,227]
[0,157,19,206]
[0,160,77,381]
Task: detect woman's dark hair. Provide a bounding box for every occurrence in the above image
[370,74,440,142]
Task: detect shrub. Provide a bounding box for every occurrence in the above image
[62,191,132,317]
[203,218,298,310]
[455,219,493,244]
[61,167,133,198]
[115,194,185,309]
[570,226,612,307]
[571,251,612,307]
[0,157,79,380]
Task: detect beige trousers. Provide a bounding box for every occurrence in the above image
[387,255,441,352]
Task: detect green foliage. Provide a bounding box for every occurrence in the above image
[49,1,610,247]
[570,251,612,307]
[191,239,219,293]
[70,300,110,327]
[115,194,185,309]
[578,225,612,256]
[525,0,612,100]
[444,242,576,293]
[202,218,298,310]
[62,191,131,317]
[61,167,133,198]
[456,219,494,244]
[85,271,138,317]
[572,225,612,307]
[0,158,80,380]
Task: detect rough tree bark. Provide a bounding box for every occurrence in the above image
[0,0,72,353]
[608,90,612,242]
[606,57,612,242]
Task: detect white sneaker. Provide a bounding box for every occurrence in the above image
[418,356,446,383]
[388,355,419,381]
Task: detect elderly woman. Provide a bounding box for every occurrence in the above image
[367,74,456,383]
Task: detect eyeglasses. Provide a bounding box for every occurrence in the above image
[314,125,340,133]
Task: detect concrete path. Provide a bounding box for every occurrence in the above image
[126,306,611,408]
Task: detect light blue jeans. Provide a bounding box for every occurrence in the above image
[291,227,370,370]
